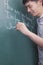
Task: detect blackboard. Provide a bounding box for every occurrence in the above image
[0,0,38,65]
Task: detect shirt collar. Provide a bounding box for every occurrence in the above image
[37,14,43,23]
[40,14,43,18]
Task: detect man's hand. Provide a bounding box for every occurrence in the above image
[16,22,29,35]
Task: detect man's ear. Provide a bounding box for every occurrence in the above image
[38,0,42,5]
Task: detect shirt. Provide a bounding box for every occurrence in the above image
[37,14,43,64]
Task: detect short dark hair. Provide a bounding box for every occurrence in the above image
[23,0,43,5]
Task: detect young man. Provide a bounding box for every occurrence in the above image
[16,0,43,65]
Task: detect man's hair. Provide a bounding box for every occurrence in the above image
[23,0,43,5]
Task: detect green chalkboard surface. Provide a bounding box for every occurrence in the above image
[0,0,38,65]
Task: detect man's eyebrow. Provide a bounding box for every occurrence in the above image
[25,2,30,6]
[25,2,31,7]
[25,4,31,8]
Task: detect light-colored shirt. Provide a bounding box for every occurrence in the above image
[37,14,43,64]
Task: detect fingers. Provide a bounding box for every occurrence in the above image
[16,22,24,30]
[16,22,29,35]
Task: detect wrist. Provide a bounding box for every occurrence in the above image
[26,30,31,36]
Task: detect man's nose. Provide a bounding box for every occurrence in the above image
[27,8,31,12]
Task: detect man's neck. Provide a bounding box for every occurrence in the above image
[39,7,43,17]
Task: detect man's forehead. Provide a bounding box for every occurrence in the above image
[25,2,29,6]
[25,1,32,6]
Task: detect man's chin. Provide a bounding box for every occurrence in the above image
[32,14,37,16]
[31,13,37,16]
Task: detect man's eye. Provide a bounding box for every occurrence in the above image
[28,5,31,8]
[25,5,32,9]
[28,5,32,8]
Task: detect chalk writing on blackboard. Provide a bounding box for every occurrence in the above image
[4,0,34,30]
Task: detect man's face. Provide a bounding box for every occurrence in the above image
[25,1,40,16]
